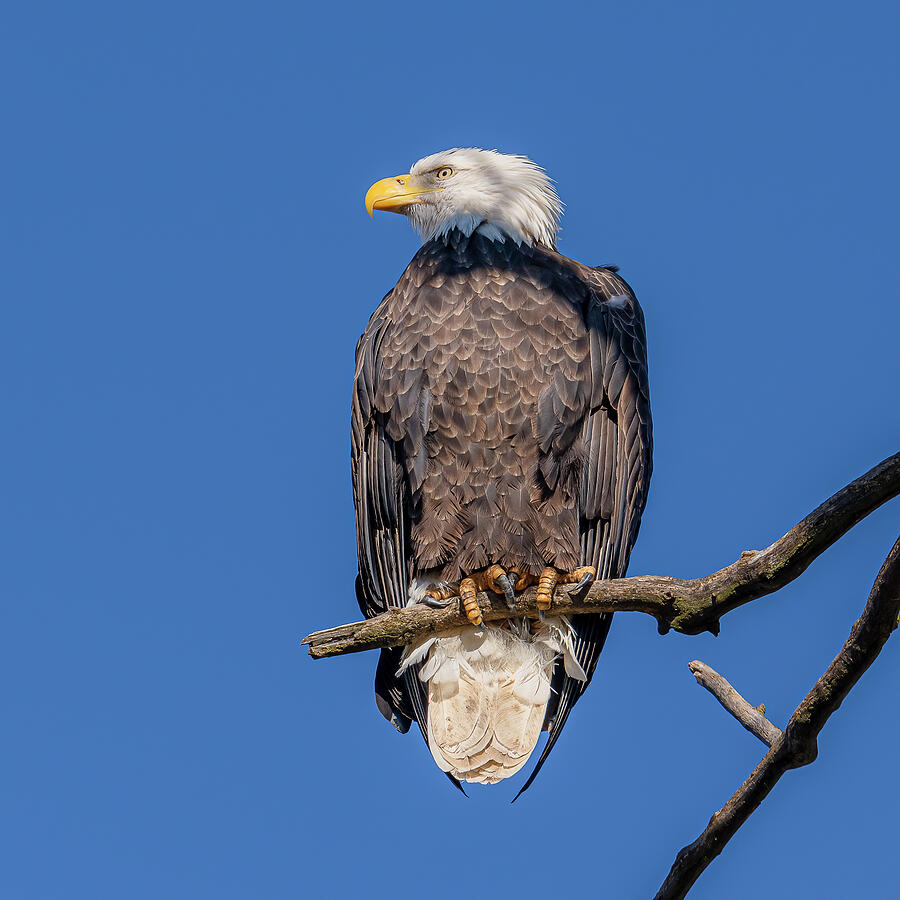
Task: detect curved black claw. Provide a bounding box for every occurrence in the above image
[495,572,517,609]
[572,572,594,594]
[419,583,455,609]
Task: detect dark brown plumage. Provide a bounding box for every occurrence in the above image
[352,228,652,791]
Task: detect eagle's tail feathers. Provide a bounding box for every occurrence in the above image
[400,619,584,785]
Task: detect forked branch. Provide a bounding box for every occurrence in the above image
[654,534,900,900]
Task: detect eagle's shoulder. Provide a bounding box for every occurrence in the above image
[526,247,640,313]
[586,265,640,308]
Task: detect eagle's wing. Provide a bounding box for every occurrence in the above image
[351,304,419,734]
[518,266,653,796]
[352,299,465,789]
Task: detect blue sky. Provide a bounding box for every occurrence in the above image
[2,2,898,898]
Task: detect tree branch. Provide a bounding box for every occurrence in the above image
[302,452,900,658]
[688,661,782,747]
[653,534,900,900]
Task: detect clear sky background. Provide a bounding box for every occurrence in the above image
[2,2,898,898]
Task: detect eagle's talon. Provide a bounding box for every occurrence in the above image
[496,572,517,609]
[537,565,596,608]
[572,573,592,593]
[508,567,531,592]
[569,568,596,594]
[421,583,456,609]
[485,564,517,609]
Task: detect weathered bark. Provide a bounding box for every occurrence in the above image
[654,535,900,900]
[302,452,900,658]
[687,661,782,747]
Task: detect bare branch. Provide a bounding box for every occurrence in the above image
[688,661,782,747]
[302,452,900,658]
[653,535,900,900]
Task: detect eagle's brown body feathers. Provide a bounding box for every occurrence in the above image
[352,228,652,790]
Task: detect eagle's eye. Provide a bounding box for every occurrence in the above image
[435,167,453,180]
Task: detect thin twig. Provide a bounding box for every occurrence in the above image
[687,661,782,747]
[653,535,900,900]
[302,452,900,658]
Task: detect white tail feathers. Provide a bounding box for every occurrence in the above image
[398,619,585,784]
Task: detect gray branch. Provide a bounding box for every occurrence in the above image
[654,534,900,900]
[688,660,782,747]
[302,452,900,657]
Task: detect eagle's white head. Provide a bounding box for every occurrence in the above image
[365,148,562,249]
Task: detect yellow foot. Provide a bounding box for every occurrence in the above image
[418,575,487,626]
[457,564,522,626]
[459,577,482,626]
[536,565,596,611]
[536,568,559,611]
[423,563,572,627]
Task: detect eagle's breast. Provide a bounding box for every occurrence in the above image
[376,237,592,580]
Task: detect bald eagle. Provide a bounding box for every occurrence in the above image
[353,148,652,793]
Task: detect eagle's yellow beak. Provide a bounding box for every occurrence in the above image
[365,174,436,217]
